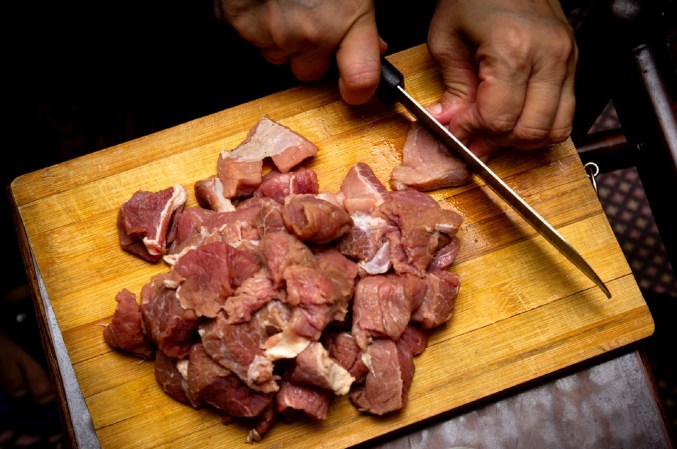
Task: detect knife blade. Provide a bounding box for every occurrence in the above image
[378,57,611,298]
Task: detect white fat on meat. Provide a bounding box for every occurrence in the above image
[291,342,355,396]
[176,359,189,379]
[358,241,391,275]
[219,116,318,172]
[263,332,311,360]
[350,212,392,275]
[194,176,236,213]
[142,184,187,256]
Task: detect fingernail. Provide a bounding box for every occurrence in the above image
[427,103,442,114]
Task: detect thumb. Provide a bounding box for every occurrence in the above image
[335,14,382,105]
[427,24,479,126]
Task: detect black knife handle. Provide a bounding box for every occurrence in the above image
[376,57,405,105]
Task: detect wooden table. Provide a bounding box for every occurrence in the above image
[9,44,671,448]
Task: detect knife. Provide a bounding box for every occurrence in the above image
[377,57,611,298]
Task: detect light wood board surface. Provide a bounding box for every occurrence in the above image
[10,44,653,449]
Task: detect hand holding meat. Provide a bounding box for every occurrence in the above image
[427,0,577,160]
[214,0,384,105]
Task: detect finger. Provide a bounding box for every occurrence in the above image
[260,46,292,65]
[336,15,382,105]
[473,46,530,137]
[427,25,478,125]
[468,135,499,162]
[289,49,333,81]
[546,47,578,145]
[503,36,577,149]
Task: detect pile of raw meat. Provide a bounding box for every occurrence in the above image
[104,116,466,443]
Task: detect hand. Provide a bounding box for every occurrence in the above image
[214,0,385,105]
[427,0,577,160]
[0,331,55,404]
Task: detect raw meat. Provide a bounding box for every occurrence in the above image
[390,122,471,191]
[217,116,318,198]
[253,168,319,204]
[282,194,352,244]
[106,116,466,442]
[117,184,187,262]
[103,289,154,358]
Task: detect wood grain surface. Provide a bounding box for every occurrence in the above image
[10,44,654,449]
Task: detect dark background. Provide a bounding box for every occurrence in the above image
[3,0,436,295]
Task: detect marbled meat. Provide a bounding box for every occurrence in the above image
[104,116,464,442]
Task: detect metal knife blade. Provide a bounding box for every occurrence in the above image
[378,57,611,298]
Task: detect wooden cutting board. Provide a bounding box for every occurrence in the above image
[10,44,653,449]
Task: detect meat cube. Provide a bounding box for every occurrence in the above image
[289,341,354,395]
[377,190,463,275]
[276,381,331,421]
[282,194,352,244]
[140,273,199,359]
[224,270,282,324]
[171,241,261,318]
[349,338,415,415]
[351,274,425,350]
[253,168,320,204]
[165,206,217,257]
[154,350,191,406]
[339,162,389,214]
[326,332,369,382]
[217,116,318,198]
[255,198,287,236]
[194,175,236,212]
[186,343,272,417]
[103,288,154,358]
[257,232,317,287]
[411,270,461,329]
[117,184,187,262]
[200,312,278,393]
[396,325,429,356]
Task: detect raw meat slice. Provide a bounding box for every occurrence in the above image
[390,122,470,191]
[171,241,261,318]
